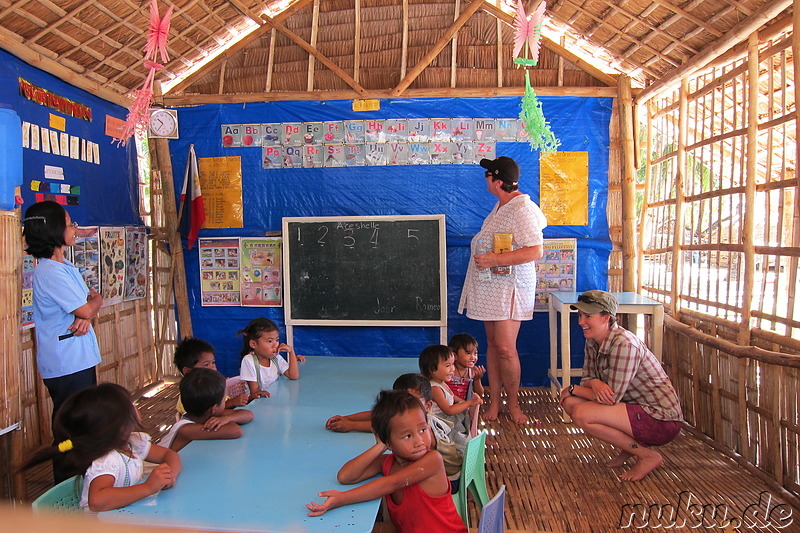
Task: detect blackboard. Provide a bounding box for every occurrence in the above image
[283,215,447,325]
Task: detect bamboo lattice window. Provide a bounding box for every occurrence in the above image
[639,31,799,345]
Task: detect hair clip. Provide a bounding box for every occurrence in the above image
[22,215,47,224]
[57,439,73,453]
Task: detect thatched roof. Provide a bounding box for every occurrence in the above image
[0,0,791,107]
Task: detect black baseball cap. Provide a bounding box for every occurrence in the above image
[480,156,520,185]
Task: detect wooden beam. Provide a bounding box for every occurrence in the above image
[669,78,688,319]
[390,0,485,97]
[262,16,368,96]
[637,0,792,103]
[0,26,130,107]
[450,0,460,88]
[401,0,408,79]
[167,0,315,95]
[354,0,361,84]
[480,1,619,87]
[163,85,620,106]
[307,0,320,92]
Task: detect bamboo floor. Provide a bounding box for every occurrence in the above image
[23,384,800,532]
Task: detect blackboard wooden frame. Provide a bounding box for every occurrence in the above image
[282,215,447,345]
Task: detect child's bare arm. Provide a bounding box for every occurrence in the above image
[225,393,249,408]
[308,450,446,517]
[432,385,482,416]
[337,441,387,484]
[279,344,300,380]
[87,471,169,512]
[326,411,372,433]
[245,380,270,400]
[146,443,182,484]
[472,367,485,396]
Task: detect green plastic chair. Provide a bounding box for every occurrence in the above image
[32,475,83,512]
[452,430,491,527]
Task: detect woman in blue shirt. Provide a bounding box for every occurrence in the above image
[23,201,103,482]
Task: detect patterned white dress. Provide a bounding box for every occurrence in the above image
[458,194,547,321]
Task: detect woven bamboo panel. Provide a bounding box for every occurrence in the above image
[0,212,21,432]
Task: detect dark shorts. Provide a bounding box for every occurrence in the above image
[626,403,682,446]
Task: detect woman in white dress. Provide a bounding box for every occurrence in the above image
[458,157,547,424]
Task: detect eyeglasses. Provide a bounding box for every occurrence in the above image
[69,221,79,228]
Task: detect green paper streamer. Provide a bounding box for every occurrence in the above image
[519,71,560,153]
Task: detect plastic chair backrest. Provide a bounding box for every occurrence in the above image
[31,475,83,512]
[478,485,506,533]
[226,376,248,398]
[453,430,490,527]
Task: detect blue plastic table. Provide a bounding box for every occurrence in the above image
[100,356,419,532]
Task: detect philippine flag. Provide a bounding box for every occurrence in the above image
[179,144,205,249]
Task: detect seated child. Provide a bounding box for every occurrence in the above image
[447,333,485,437]
[325,373,463,488]
[173,337,249,415]
[238,318,301,400]
[446,333,485,399]
[161,368,254,451]
[307,390,467,533]
[420,345,482,448]
[21,383,182,512]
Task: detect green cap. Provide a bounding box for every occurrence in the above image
[570,290,618,315]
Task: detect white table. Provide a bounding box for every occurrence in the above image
[100,356,419,532]
[547,292,664,421]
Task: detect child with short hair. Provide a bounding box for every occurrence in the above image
[420,345,482,420]
[238,318,301,400]
[307,390,467,532]
[173,337,249,413]
[20,383,181,512]
[161,368,254,451]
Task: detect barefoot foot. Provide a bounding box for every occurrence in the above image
[483,406,500,421]
[606,451,633,468]
[620,453,663,481]
[508,406,529,424]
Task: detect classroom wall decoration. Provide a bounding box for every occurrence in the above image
[219,118,528,168]
[21,252,35,329]
[197,156,243,228]
[71,226,100,292]
[539,151,589,225]
[199,237,242,306]
[534,238,577,309]
[100,227,126,305]
[241,237,282,307]
[124,226,148,301]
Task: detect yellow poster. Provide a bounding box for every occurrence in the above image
[539,151,589,225]
[198,156,244,228]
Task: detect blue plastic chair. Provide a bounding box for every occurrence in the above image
[452,430,491,527]
[32,475,83,512]
[478,485,506,533]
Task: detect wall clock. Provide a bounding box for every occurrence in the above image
[149,108,179,139]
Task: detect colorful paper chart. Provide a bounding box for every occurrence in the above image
[534,238,577,310]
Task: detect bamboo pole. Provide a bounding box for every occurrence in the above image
[496,18,503,87]
[354,0,361,84]
[307,0,320,92]
[163,86,620,106]
[618,75,637,291]
[790,0,800,339]
[670,79,688,318]
[390,0,485,97]
[637,101,654,292]
[451,0,460,88]
[401,0,408,80]
[636,0,792,104]
[739,33,759,347]
[265,28,276,92]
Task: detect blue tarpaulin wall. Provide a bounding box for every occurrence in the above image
[170,96,612,385]
[0,49,140,226]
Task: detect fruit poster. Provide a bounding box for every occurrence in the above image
[124,226,147,300]
[199,237,241,306]
[240,237,282,307]
[100,227,126,305]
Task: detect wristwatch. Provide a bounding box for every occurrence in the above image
[568,384,575,396]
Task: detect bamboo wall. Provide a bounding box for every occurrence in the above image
[0,212,21,433]
[638,28,800,499]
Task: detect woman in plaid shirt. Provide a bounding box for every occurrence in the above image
[559,290,683,481]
